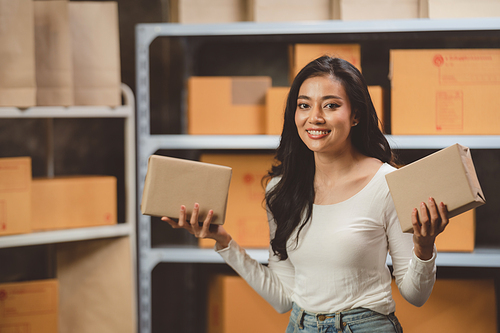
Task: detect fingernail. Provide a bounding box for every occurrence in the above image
[180,205,185,211]
[194,203,199,208]
[429,197,433,202]
[421,202,425,207]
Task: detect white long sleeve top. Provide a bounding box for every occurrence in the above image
[216,163,436,315]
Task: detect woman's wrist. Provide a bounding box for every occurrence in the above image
[215,234,232,249]
[413,244,434,261]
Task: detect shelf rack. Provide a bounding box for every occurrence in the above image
[136,18,500,333]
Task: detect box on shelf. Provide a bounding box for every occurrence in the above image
[391,278,497,332]
[265,87,289,135]
[248,0,333,22]
[207,275,290,333]
[420,0,500,18]
[0,157,32,236]
[367,85,385,132]
[289,44,361,82]
[332,0,420,20]
[169,0,247,23]
[34,0,74,106]
[199,153,274,248]
[188,76,272,135]
[435,208,475,252]
[385,144,485,233]
[69,1,121,106]
[0,279,58,333]
[31,175,117,231]
[141,155,232,225]
[0,0,36,107]
[390,49,500,134]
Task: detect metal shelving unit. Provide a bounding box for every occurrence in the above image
[136,18,500,333]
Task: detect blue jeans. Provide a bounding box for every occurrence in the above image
[286,303,403,333]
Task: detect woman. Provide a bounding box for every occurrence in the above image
[162,56,449,332]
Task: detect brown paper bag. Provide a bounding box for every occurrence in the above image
[35,1,74,106]
[385,144,486,233]
[0,0,36,107]
[69,1,121,106]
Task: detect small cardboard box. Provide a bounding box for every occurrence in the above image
[390,49,500,134]
[31,176,117,230]
[367,85,385,132]
[188,76,272,135]
[391,278,497,332]
[0,157,32,236]
[0,279,58,333]
[385,144,485,233]
[333,0,420,20]
[289,44,361,82]
[141,155,232,225]
[265,87,289,135]
[248,0,333,22]
[421,0,500,18]
[199,153,273,248]
[207,275,290,333]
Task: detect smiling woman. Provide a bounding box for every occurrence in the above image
[163,56,450,333]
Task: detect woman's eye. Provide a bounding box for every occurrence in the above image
[325,103,340,109]
[297,103,309,109]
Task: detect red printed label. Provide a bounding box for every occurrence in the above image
[437,52,500,85]
[436,90,464,131]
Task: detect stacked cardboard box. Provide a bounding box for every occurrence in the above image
[248,0,333,22]
[332,0,421,20]
[420,0,500,18]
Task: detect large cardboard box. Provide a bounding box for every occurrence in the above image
[265,87,289,135]
[199,154,273,248]
[188,77,272,135]
[169,0,247,23]
[421,0,500,18]
[385,144,485,233]
[0,279,58,333]
[332,0,420,20]
[367,85,385,132]
[289,44,361,82]
[31,176,117,230]
[141,155,232,225]
[248,0,333,22]
[435,209,475,252]
[0,157,32,236]
[207,275,290,333]
[391,278,497,332]
[390,49,500,135]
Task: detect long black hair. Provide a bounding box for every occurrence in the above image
[264,56,395,261]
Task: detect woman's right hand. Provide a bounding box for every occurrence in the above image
[161,203,232,249]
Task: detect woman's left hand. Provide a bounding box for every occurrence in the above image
[411,197,449,261]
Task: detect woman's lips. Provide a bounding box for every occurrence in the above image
[306,129,331,138]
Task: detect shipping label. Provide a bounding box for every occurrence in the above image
[435,90,464,131]
[434,52,500,85]
[0,162,29,193]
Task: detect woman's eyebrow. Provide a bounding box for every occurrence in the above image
[297,95,343,100]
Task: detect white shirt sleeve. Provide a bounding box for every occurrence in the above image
[384,190,437,307]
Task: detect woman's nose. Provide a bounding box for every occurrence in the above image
[309,105,325,124]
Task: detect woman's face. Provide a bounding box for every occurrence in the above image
[294,75,357,156]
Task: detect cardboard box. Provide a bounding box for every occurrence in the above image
[169,0,248,23]
[31,176,117,230]
[0,157,31,236]
[188,77,272,135]
[289,44,361,82]
[332,0,420,20]
[390,49,500,134]
[207,275,290,333]
[248,0,333,22]
[435,208,475,252]
[367,85,385,132]
[141,155,232,225]
[199,154,273,248]
[385,144,485,233]
[391,278,497,332]
[265,87,289,135]
[0,279,58,333]
[421,0,500,18]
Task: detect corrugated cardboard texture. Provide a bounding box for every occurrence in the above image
[290,44,361,82]
[0,157,32,236]
[188,76,271,135]
[265,87,289,135]
[334,0,420,20]
[207,275,290,333]
[435,209,475,252]
[385,144,485,233]
[248,0,333,22]
[69,1,121,106]
[0,279,58,333]
[199,153,273,248]
[0,0,36,107]
[169,0,247,23]
[391,49,500,134]
[34,1,74,106]
[422,0,500,18]
[57,237,135,333]
[141,155,232,225]
[367,85,385,132]
[31,176,117,230]
[391,278,497,332]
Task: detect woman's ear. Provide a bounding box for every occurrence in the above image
[351,112,360,127]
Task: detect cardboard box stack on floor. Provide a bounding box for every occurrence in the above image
[207,275,291,333]
[199,153,274,248]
